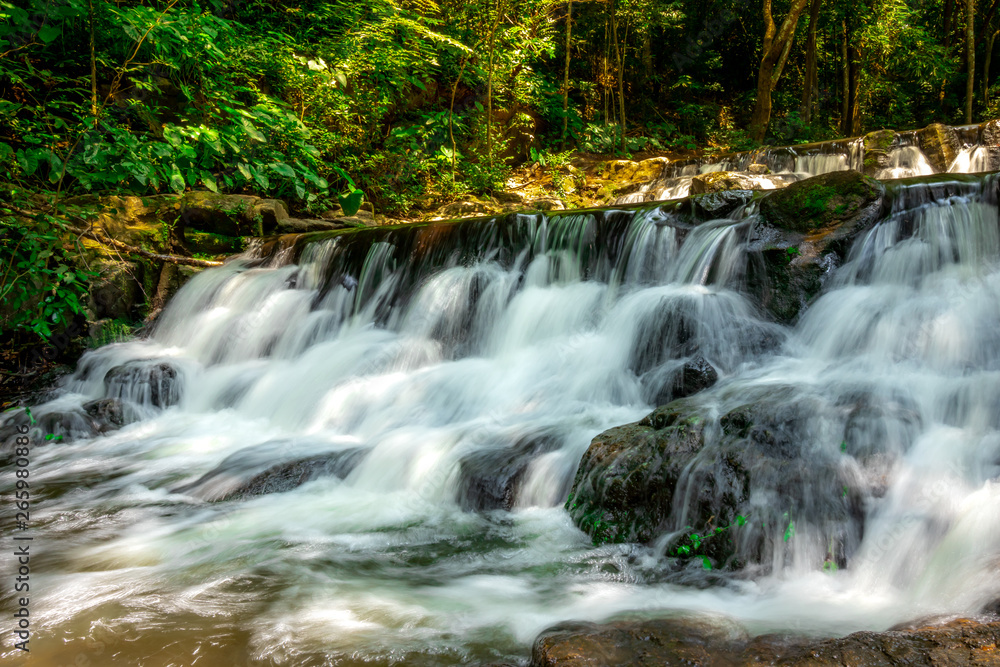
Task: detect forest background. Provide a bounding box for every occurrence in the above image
[0,0,995,347]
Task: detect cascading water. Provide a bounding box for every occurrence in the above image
[3,174,1000,665]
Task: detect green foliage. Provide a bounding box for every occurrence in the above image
[670,514,747,568]
[0,189,96,339]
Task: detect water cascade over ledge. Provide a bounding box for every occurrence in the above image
[3,172,1000,665]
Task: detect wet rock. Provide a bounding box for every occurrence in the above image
[916,122,962,173]
[531,617,1000,667]
[689,190,754,220]
[173,443,368,501]
[456,431,563,511]
[748,163,770,175]
[566,401,709,546]
[982,119,1000,145]
[567,391,867,569]
[602,160,639,180]
[87,257,148,320]
[759,170,884,234]
[690,171,757,194]
[862,129,897,175]
[671,356,718,400]
[103,360,180,408]
[532,616,748,667]
[751,171,884,323]
[82,398,125,432]
[0,405,101,450]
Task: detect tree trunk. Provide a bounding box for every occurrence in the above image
[449,57,468,184]
[986,29,999,104]
[967,0,976,123]
[849,43,862,134]
[748,0,811,142]
[841,20,850,135]
[611,0,626,152]
[485,0,504,167]
[944,0,955,48]
[800,0,821,124]
[562,0,572,148]
[89,0,98,117]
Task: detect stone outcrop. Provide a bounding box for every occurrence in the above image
[531,617,1000,667]
[751,170,885,323]
[690,171,757,194]
[915,122,962,173]
[861,129,896,175]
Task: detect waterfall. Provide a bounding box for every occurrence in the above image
[3,174,1000,665]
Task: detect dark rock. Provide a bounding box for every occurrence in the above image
[750,171,884,323]
[689,190,754,220]
[103,360,180,408]
[566,391,868,569]
[531,617,1000,667]
[671,356,718,400]
[916,122,962,173]
[82,398,125,432]
[173,443,368,501]
[690,171,757,194]
[1,405,99,450]
[88,258,147,320]
[456,431,563,511]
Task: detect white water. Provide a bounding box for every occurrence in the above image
[877,146,936,179]
[4,178,1000,664]
[950,146,993,173]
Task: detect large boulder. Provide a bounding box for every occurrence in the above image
[861,129,896,175]
[916,122,962,173]
[173,442,368,501]
[531,617,1000,667]
[103,360,181,408]
[751,171,885,323]
[566,389,885,569]
[180,192,289,236]
[690,171,757,194]
[759,170,884,234]
[532,616,748,667]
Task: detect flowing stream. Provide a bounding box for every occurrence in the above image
[3,174,1000,665]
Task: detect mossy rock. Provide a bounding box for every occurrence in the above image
[916,122,961,173]
[758,170,884,234]
[862,129,896,175]
[566,388,876,570]
[690,171,756,194]
[566,401,711,547]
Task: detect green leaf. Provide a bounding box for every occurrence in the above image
[237,163,252,180]
[38,24,61,43]
[270,162,296,179]
[249,165,269,191]
[169,163,185,194]
[784,520,795,542]
[700,556,712,570]
[338,189,364,216]
[202,172,219,193]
